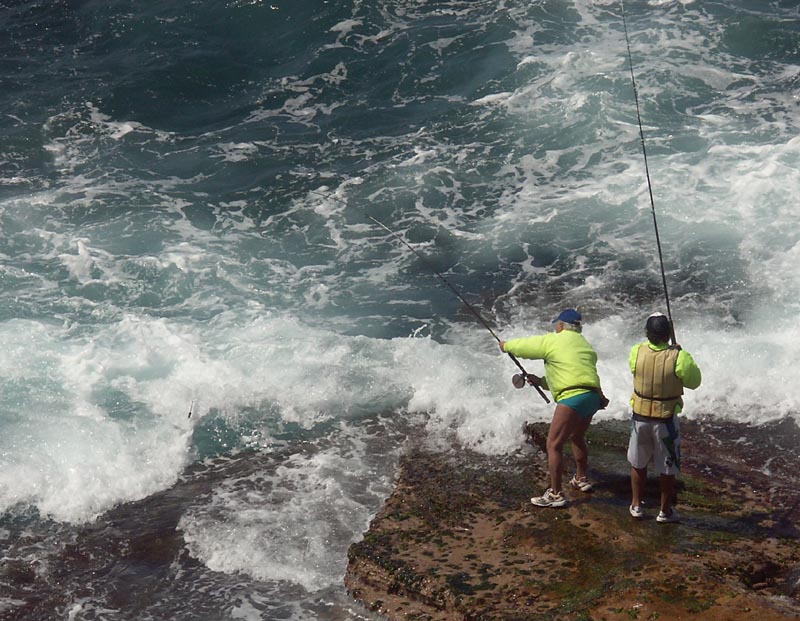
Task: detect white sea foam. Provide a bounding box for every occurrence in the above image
[2,2,799,620]
[330,19,362,36]
[2,301,733,524]
[180,417,402,592]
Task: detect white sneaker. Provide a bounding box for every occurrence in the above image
[568,475,593,493]
[656,508,680,523]
[531,488,567,508]
[629,504,645,519]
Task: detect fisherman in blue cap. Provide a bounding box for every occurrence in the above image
[500,309,608,508]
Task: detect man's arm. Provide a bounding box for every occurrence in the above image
[628,342,642,374]
[502,334,549,360]
[676,350,702,390]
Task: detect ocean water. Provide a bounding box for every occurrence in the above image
[1,0,799,618]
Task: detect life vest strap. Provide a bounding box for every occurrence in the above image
[633,389,682,402]
[632,412,675,422]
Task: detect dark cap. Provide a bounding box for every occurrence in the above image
[645,312,671,341]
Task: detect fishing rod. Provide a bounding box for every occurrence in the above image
[366,214,550,404]
[620,1,677,344]
[303,188,549,401]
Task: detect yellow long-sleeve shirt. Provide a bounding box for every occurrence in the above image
[503,330,602,402]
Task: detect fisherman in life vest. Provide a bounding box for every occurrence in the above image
[500,309,608,508]
[627,312,702,523]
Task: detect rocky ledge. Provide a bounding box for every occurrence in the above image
[345,418,800,620]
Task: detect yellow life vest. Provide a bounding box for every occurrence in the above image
[631,345,683,419]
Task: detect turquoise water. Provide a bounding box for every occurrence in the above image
[1,1,799,618]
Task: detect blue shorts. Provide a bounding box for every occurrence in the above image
[558,391,602,420]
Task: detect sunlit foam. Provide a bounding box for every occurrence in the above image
[180,425,398,592]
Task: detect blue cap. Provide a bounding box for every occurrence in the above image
[552,308,582,324]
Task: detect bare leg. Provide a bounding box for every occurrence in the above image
[631,466,647,508]
[546,404,581,493]
[570,416,592,480]
[659,474,676,514]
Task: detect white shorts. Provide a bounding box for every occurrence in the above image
[627,416,681,476]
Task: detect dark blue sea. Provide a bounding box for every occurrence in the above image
[1,0,799,619]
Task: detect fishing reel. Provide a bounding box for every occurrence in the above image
[511,369,550,403]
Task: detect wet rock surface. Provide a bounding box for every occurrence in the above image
[346,418,800,620]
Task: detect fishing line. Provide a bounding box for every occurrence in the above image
[620,1,676,343]
[303,188,549,402]
[365,214,550,404]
